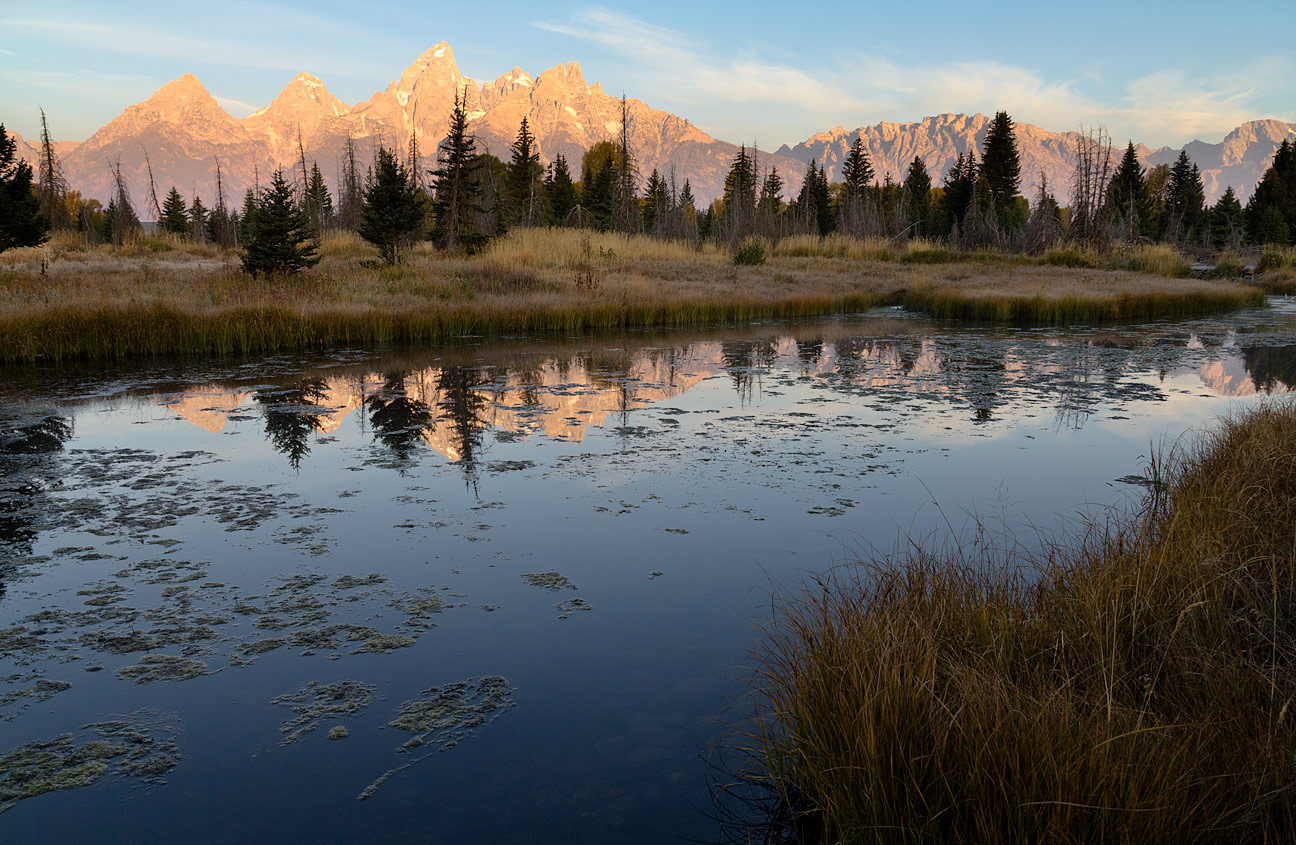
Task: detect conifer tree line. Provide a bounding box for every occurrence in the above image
[4,106,1295,259]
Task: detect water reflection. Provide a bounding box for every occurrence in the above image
[254,378,329,470]
[365,371,437,465]
[0,409,73,584]
[124,319,1296,470]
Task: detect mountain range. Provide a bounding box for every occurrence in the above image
[10,41,1294,216]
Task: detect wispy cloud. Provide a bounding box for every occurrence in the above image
[533,8,1293,148]
[214,95,259,117]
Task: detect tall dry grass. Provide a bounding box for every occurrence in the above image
[0,227,1265,362]
[746,402,1296,842]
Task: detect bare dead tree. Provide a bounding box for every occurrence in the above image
[142,150,162,225]
[1068,125,1114,250]
[1022,173,1064,254]
[38,108,71,229]
[336,134,364,230]
[108,160,142,245]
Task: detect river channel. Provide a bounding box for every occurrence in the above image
[2,302,1295,842]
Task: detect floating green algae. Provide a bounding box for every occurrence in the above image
[350,634,415,655]
[272,680,379,744]
[520,571,577,591]
[357,676,516,802]
[0,710,180,813]
[116,654,208,684]
[328,726,348,740]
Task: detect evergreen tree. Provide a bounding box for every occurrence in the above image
[189,195,208,243]
[543,154,577,225]
[642,168,668,234]
[721,145,758,241]
[901,157,931,237]
[100,199,117,245]
[979,111,1023,230]
[429,90,486,251]
[680,180,698,229]
[580,143,618,231]
[504,117,545,227]
[359,145,426,264]
[160,187,189,235]
[1106,142,1152,240]
[841,137,874,197]
[1164,150,1205,242]
[793,160,834,236]
[1245,139,1296,245]
[240,169,319,277]
[306,162,334,231]
[938,152,978,238]
[1209,187,1244,248]
[0,124,48,252]
[238,188,259,244]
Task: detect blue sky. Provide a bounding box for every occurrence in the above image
[2,1,1292,149]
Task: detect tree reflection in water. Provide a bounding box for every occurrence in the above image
[0,410,74,591]
[254,378,330,470]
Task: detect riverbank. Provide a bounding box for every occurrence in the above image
[748,401,1296,841]
[0,228,1265,362]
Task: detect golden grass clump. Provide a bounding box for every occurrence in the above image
[748,401,1296,842]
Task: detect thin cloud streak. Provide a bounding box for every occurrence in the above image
[534,8,1293,149]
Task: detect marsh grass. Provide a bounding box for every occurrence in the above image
[0,228,1264,362]
[745,402,1296,842]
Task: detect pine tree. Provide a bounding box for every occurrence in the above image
[238,188,258,245]
[189,195,207,243]
[721,146,757,241]
[1106,142,1152,240]
[240,169,319,277]
[100,199,117,244]
[306,162,334,231]
[543,154,578,225]
[841,137,874,197]
[979,111,1022,230]
[580,142,618,231]
[642,168,668,234]
[359,145,426,264]
[504,117,545,227]
[1164,150,1205,242]
[938,152,978,238]
[0,124,47,252]
[1245,139,1296,245]
[611,95,639,233]
[1208,187,1244,248]
[902,157,931,237]
[429,90,487,251]
[160,187,189,235]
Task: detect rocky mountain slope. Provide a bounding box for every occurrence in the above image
[12,41,1292,215]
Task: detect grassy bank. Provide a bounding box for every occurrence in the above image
[0,229,1263,362]
[748,402,1296,842]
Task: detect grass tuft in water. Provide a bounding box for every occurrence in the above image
[745,401,1296,841]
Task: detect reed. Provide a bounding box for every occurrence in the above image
[0,227,1265,362]
[746,401,1296,842]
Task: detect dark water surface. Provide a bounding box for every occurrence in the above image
[2,303,1296,842]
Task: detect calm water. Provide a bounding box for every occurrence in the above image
[2,302,1296,842]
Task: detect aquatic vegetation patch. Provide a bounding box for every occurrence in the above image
[554,598,593,620]
[0,676,71,720]
[0,710,180,813]
[349,634,415,655]
[116,654,208,684]
[520,571,578,591]
[272,680,379,744]
[358,676,516,801]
